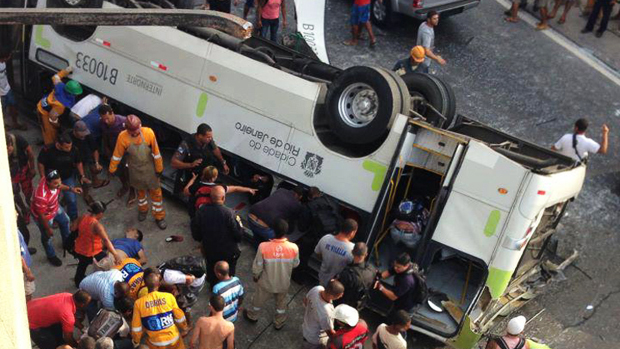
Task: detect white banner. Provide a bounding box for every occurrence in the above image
[294,0,330,64]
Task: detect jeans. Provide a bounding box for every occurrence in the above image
[585,0,614,33]
[74,251,107,288]
[36,206,71,258]
[248,217,274,247]
[260,17,279,42]
[30,324,64,349]
[62,176,78,220]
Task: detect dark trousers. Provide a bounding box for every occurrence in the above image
[261,17,279,42]
[74,251,108,288]
[30,323,64,349]
[585,0,615,33]
[204,251,240,288]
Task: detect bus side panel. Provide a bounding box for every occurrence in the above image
[430,142,528,264]
[28,24,405,213]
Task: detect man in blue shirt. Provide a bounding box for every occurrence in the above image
[212,261,244,322]
[79,270,130,321]
[112,228,147,265]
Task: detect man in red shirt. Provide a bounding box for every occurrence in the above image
[31,170,83,266]
[27,290,91,349]
[343,0,377,47]
[327,304,370,349]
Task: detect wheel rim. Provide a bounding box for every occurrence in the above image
[338,83,379,128]
[373,1,386,21]
[64,0,82,5]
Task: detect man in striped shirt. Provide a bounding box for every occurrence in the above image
[212,261,244,322]
[31,170,82,266]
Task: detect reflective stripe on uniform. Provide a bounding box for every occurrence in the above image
[153,207,164,212]
[152,154,162,159]
[112,156,122,161]
[149,334,180,347]
[174,316,186,323]
[132,326,142,332]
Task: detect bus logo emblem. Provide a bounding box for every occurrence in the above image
[301,152,323,178]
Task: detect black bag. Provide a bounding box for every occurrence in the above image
[87,309,124,340]
[63,229,79,258]
[159,255,206,279]
[306,196,342,237]
[411,269,429,306]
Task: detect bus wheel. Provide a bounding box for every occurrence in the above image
[326,66,401,144]
[401,73,456,129]
[378,68,412,117]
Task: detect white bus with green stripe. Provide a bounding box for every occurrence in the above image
[15,0,585,346]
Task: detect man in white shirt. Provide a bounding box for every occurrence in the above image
[372,310,410,349]
[551,118,609,162]
[416,11,446,73]
[302,280,344,349]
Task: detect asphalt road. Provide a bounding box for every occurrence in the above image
[17,0,620,348]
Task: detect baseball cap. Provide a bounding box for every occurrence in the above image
[333,304,359,327]
[73,120,91,138]
[410,46,426,63]
[507,316,526,335]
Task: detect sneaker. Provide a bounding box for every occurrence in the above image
[156,219,167,230]
[595,31,604,37]
[138,211,148,222]
[243,309,258,323]
[581,28,592,33]
[28,247,37,255]
[48,256,62,267]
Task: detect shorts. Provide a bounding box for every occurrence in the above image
[24,274,36,296]
[1,89,17,110]
[351,4,371,25]
[246,0,254,7]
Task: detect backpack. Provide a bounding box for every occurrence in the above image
[308,196,342,237]
[410,269,429,306]
[87,309,124,340]
[493,337,526,349]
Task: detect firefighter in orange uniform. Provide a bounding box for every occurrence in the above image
[115,258,147,300]
[36,67,83,145]
[132,272,188,349]
[109,115,167,229]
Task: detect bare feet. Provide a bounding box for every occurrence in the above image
[343,40,358,46]
[558,16,566,24]
[505,17,519,23]
[536,23,549,30]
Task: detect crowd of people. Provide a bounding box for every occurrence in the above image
[505,0,620,37]
[4,63,430,349]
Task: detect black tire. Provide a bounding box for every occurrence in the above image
[48,0,103,41]
[400,73,455,129]
[427,75,456,128]
[175,0,196,8]
[326,66,401,144]
[378,68,411,117]
[371,0,393,27]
